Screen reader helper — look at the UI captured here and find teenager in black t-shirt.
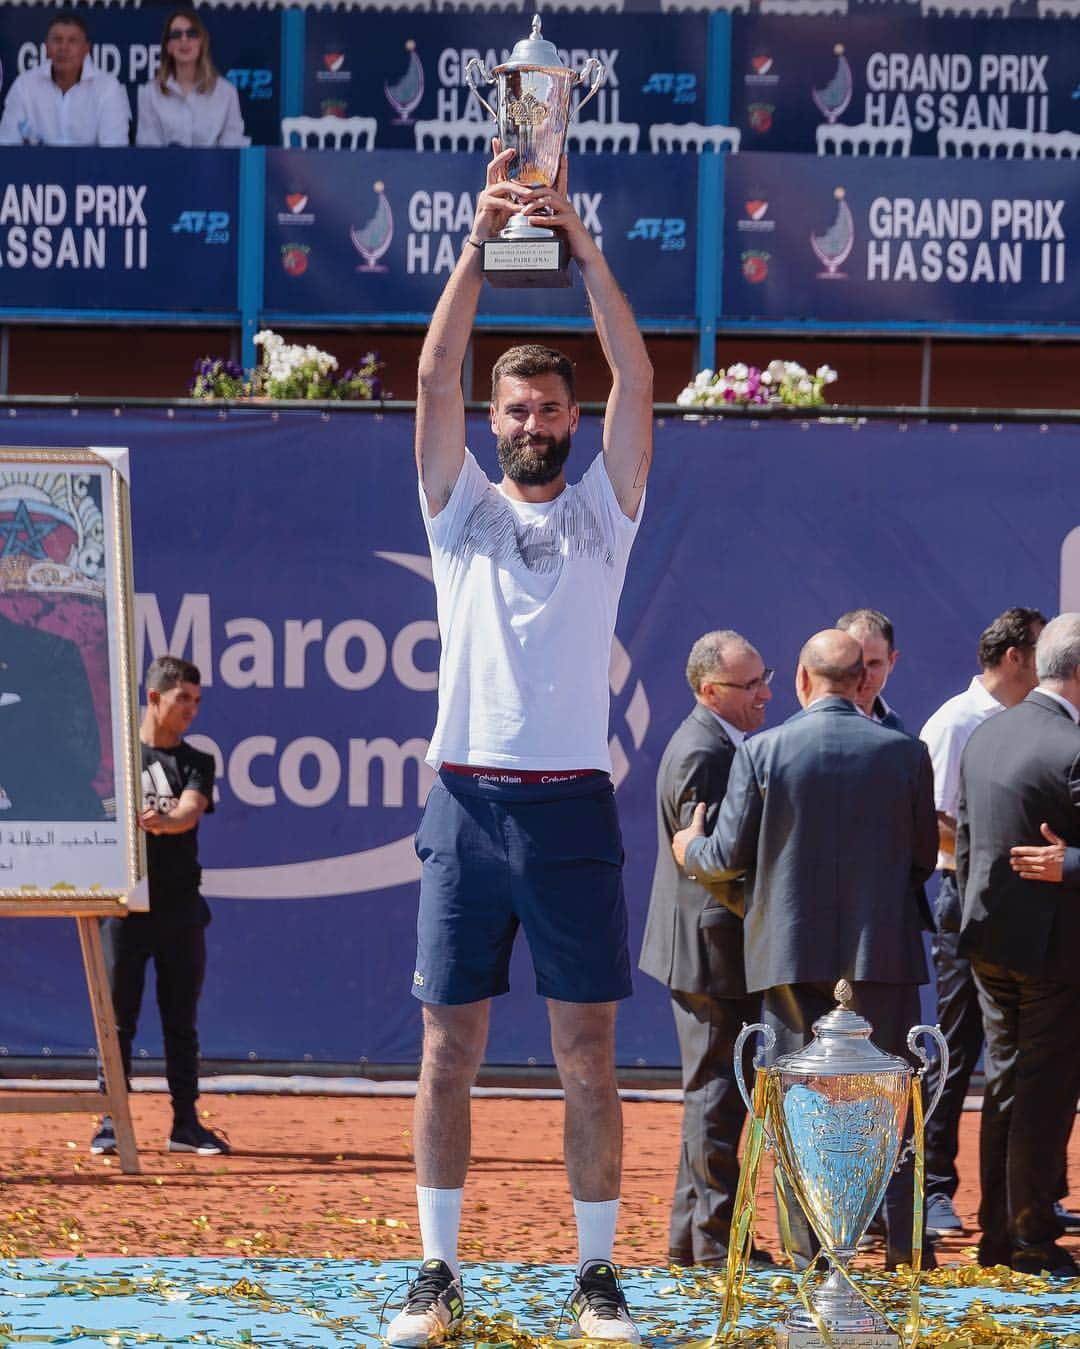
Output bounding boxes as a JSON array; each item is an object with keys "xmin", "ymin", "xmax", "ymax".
[{"xmin": 92, "ymin": 655, "xmax": 229, "ymax": 1157}]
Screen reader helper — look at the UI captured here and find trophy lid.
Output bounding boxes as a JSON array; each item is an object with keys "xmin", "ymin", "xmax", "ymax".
[
  {"xmin": 772, "ymin": 980, "xmax": 912, "ymax": 1077},
  {"xmin": 496, "ymin": 15, "xmax": 567, "ymax": 71}
]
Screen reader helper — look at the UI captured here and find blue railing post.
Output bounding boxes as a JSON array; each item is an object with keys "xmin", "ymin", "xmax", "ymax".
[
  {"xmin": 281, "ymin": 7, "xmax": 305, "ymax": 119},
  {"xmin": 706, "ymin": 11, "xmax": 732, "ymax": 125},
  {"xmin": 695, "ymin": 153, "xmax": 723, "ymax": 375},
  {"xmin": 238, "ymin": 147, "xmax": 267, "ymax": 371}
]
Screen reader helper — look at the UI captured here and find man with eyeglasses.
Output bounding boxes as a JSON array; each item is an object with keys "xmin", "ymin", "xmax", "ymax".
[
  {"xmin": 0, "ymin": 11, "xmax": 130, "ymax": 147},
  {"xmin": 640, "ymin": 631, "xmax": 773, "ymax": 1269},
  {"xmin": 672, "ymin": 629, "xmax": 938, "ymax": 1271}
]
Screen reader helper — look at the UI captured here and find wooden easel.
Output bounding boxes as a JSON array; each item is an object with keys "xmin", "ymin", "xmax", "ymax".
[{"xmin": 0, "ymin": 898, "xmax": 140, "ymax": 1175}]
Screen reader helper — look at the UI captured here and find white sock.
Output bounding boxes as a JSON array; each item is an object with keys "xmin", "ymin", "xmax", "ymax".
[
  {"xmin": 416, "ymin": 1186, "xmax": 464, "ymax": 1277},
  {"xmin": 574, "ymin": 1197, "xmax": 620, "ymax": 1269}
]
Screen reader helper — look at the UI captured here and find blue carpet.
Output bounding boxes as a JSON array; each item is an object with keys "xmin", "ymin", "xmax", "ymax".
[{"xmin": 1, "ymin": 1259, "xmax": 1079, "ymax": 1346}]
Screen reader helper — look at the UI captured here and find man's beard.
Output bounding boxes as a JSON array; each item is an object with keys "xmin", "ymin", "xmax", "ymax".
[{"xmin": 496, "ymin": 431, "xmax": 572, "ymax": 486}]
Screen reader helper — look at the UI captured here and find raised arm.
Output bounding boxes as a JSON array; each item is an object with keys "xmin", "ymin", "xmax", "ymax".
[
  {"xmin": 416, "ymin": 144, "xmax": 525, "ymax": 516},
  {"xmin": 537, "ymin": 158, "xmax": 653, "ymax": 519}
]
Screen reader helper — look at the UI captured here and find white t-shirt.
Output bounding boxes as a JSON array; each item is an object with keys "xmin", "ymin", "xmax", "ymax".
[
  {"xmin": 136, "ymin": 76, "xmax": 249, "ymax": 148},
  {"xmin": 919, "ymin": 674, "xmax": 1003, "ymax": 868},
  {"xmin": 422, "ymin": 449, "xmax": 642, "ymax": 772},
  {"xmin": 0, "ymin": 59, "xmax": 130, "ymax": 147}
]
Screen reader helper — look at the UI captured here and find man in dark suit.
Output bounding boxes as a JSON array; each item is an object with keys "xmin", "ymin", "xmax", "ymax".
[
  {"xmin": 0, "ymin": 609, "xmax": 103, "ymax": 820},
  {"xmin": 673, "ymin": 629, "xmax": 938, "ymax": 1268},
  {"xmin": 956, "ymin": 612, "xmax": 1080, "ymax": 1277},
  {"xmin": 640, "ymin": 630, "xmax": 773, "ymax": 1267},
  {"xmin": 837, "ymin": 608, "xmax": 904, "ymax": 731}
]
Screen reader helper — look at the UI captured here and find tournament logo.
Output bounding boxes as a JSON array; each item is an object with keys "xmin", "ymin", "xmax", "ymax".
[
  {"xmin": 351, "ymin": 181, "xmax": 394, "ymax": 273},
  {"xmin": 745, "ymin": 53, "xmax": 778, "ymax": 89},
  {"xmin": 317, "ymin": 50, "xmax": 351, "ymax": 84},
  {"xmin": 752, "ymin": 56, "xmax": 773, "ymax": 76},
  {"xmin": 741, "ymin": 250, "xmax": 770, "ymax": 284},
  {"xmin": 812, "ymin": 44, "xmax": 853, "ymax": 124},
  {"xmin": 277, "ymin": 193, "xmax": 315, "ymax": 227},
  {"xmin": 737, "ymin": 199, "xmax": 774, "ymax": 235},
  {"xmin": 748, "ymin": 103, "xmax": 775, "ymax": 134},
  {"xmin": 324, "ymin": 53, "xmax": 345, "ymax": 73},
  {"xmin": 321, "ymin": 100, "xmax": 347, "ymax": 119},
  {"xmin": 385, "ymin": 40, "xmax": 424, "ymax": 125},
  {"xmin": 810, "ymin": 187, "xmax": 854, "ymax": 280},
  {"xmin": 282, "ymin": 243, "xmax": 310, "ymax": 277}
]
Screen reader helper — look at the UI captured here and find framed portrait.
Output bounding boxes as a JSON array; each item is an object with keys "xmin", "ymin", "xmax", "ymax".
[{"xmin": 0, "ymin": 447, "xmax": 144, "ymax": 906}]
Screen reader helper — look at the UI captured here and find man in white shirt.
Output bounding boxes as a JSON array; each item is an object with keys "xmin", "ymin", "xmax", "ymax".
[
  {"xmin": 387, "ymin": 144, "xmax": 652, "ymax": 1348},
  {"xmin": 0, "ymin": 12, "xmax": 130, "ymax": 147},
  {"xmin": 918, "ymin": 606, "xmax": 1046, "ymax": 1239}
]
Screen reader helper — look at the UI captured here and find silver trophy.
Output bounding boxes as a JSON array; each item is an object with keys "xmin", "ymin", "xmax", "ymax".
[
  {"xmin": 465, "ymin": 16, "xmax": 605, "ymax": 287},
  {"xmin": 734, "ymin": 981, "xmax": 948, "ymax": 1349}
]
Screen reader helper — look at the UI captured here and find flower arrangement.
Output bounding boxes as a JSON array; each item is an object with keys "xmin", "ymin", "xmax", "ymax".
[
  {"xmin": 676, "ymin": 360, "xmax": 837, "ymax": 411},
  {"xmin": 189, "ymin": 331, "xmax": 383, "ymax": 402}
]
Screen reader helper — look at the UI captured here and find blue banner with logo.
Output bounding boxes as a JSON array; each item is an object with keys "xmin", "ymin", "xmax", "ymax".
[
  {"xmin": 302, "ymin": 12, "xmax": 707, "ymax": 148},
  {"xmin": 0, "ymin": 5, "xmax": 280, "ymax": 146},
  {"xmin": 732, "ymin": 15, "xmax": 1078, "ymax": 157},
  {"xmin": 2, "ymin": 407, "xmax": 1080, "ymax": 1066},
  {"xmin": 0, "ymin": 148, "xmax": 237, "ymax": 311},
  {"xmin": 264, "ymin": 149, "xmax": 696, "ymax": 321},
  {"xmin": 722, "ymin": 151, "xmax": 1078, "ymax": 323}
]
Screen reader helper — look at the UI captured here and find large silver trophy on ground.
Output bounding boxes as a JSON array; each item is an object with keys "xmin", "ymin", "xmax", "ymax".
[
  {"xmin": 734, "ymin": 982, "xmax": 948, "ymax": 1349},
  {"xmin": 465, "ymin": 16, "xmax": 604, "ymax": 288}
]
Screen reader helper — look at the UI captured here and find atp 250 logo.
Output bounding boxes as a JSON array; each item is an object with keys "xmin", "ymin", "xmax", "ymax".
[
  {"xmin": 171, "ymin": 211, "xmax": 230, "ymax": 245},
  {"xmin": 226, "ymin": 68, "xmax": 273, "ymax": 100},
  {"xmin": 626, "ymin": 217, "xmax": 686, "ymax": 251}
]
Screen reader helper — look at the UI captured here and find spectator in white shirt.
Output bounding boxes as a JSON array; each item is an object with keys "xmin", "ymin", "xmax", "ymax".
[
  {"xmin": 136, "ymin": 9, "xmax": 249, "ymax": 148},
  {"xmin": 0, "ymin": 10, "xmax": 130, "ymax": 147}
]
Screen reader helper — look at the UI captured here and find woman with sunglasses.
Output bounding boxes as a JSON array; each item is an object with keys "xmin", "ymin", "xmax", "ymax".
[{"xmin": 137, "ymin": 8, "xmax": 248, "ymax": 147}]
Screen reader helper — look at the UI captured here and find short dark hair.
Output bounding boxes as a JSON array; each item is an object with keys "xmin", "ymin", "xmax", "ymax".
[
  {"xmin": 47, "ymin": 10, "xmax": 89, "ymax": 39},
  {"xmin": 836, "ymin": 608, "xmax": 895, "ymax": 652},
  {"xmin": 146, "ymin": 655, "xmax": 202, "ymax": 693},
  {"xmin": 977, "ymin": 607, "xmax": 1047, "ymax": 670},
  {"xmin": 491, "ymin": 344, "xmax": 576, "ymax": 406}
]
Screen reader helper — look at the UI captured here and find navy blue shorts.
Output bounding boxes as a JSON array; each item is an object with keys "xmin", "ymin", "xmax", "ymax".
[{"xmin": 412, "ymin": 769, "xmax": 633, "ymax": 1005}]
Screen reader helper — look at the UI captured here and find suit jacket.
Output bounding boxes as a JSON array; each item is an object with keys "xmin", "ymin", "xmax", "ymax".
[
  {"xmin": 957, "ymin": 689, "xmax": 1080, "ymax": 983},
  {"xmin": 640, "ymin": 703, "xmax": 747, "ymax": 997},
  {"xmin": 684, "ymin": 696, "xmax": 937, "ymax": 994},
  {"xmin": 0, "ymin": 612, "xmax": 103, "ymax": 820}
]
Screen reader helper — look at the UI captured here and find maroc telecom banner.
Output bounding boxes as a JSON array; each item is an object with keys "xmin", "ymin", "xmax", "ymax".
[
  {"xmin": 0, "ymin": 5, "xmax": 281, "ymax": 146},
  {"xmin": 732, "ymin": 15, "xmax": 1077, "ymax": 157},
  {"xmin": 263, "ymin": 149, "xmax": 696, "ymax": 321},
  {"xmin": 723, "ymin": 152, "xmax": 1077, "ymax": 324},
  {"xmin": 0, "ymin": 148, "xmax": 238, "ymax": 311},
  {"xmin": 3, "ymin": 409, "xmax": 1080, "ymax": 1066},
  {"xmin": 302, "ymin": 12, "xmax": 707, "ymax": 147}
]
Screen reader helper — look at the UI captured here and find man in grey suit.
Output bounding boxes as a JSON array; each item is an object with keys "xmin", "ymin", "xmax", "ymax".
[
  {"xmin": 673, "ymin": 629, "xmax": 938, "ymax": 1269},
  {"xmin": 957, "ymin": 613, "xmax": 1080, "ymax": 1277},
  {"xmin": 640, "ymin": 630, "xmax": 773, "ymax": 1267}
]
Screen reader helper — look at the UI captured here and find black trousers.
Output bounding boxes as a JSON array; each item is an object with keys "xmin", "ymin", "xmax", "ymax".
[
  {"xmin": 101, "ymin": 914, "xmax": 207, "ymax": 1116},
  {"xmin": 924, "ymin": 873, "xmax": 985, "ymax": 1199},
  {"xmin": 668, "ymin": 988, "xmax": 761, "ymax": 1265},
  {"xmin": 972, "ymin": 959, "xmax": 1080, "ymax": 1262},
  {"xmin": 763, "ymin": 980, "xmax": 927, "ymax": 1268}
]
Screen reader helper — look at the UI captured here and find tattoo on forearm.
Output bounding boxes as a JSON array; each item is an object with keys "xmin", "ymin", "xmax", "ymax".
[
  {"xmin": 434, "ymin": 344, "xmax": 447, "ymax": 359},
  {"xmin": 632, "ymin": 448, "xmax": 652, "ymax": 488}
]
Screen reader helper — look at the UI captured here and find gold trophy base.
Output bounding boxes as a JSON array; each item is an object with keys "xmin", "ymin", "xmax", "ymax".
[{"xmin": 481, "ymin": 235, "xmax": 571, "ymax": 289}]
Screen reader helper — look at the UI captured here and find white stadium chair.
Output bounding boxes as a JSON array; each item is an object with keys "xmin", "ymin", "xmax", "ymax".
[
  {"xmin": 566, "ymin": 122, "xmax": 640, "ymax": 153},
  {"xmin": 281, "ymin": 116, "xmax": 376, "ymax": 149},
  {"xmin": 1024, "ymin": 130, "xmax": 1080, "ymax": 159},
  {"xmin": 649, "ymin": 122, "xmax": 741, "ymax": 154},
  {"xmin": 922, "ymin": 0, "xmax": 1009, "ymax": 13},
  {"xmin": 660, "ymin": 0, "xmax": 751, "ymax": 10},
  {"xmin": 760, "ymin": 0, "xmax": 848, "ymax": 13},
  {"xmin": 937, "ymin": 127, "xmax": 1030, "ymax": 158},
  {"xmin": 816, "ymin": 122, "xmax": 911, "ymax": 156},
  {"xmin": 413, "ymin": 119, "xmax": 492, "ymax": 152}
]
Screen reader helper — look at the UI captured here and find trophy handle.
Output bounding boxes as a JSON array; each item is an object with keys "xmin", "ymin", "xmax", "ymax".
[
  {"xmin": 733, "ymin": 1021, "xmax": 774, "ymax": 1117},
  {"xmin": 571, "ymin": 57, "xmax": 606, "ymax": 119},
  {"xmin": 464, "ymin": 58, "xmax": 498, "ymax": 122},
  {"xmin": 906, "ymin": 1023, "xmax": 950, "ymax": 1125}
]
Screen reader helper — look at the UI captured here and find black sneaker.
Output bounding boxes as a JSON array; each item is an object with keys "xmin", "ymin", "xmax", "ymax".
[
  {"xmin": 167, "ymin": 1120, "xmax": 231, "ymax": 1155},
  {"xmin": 569, "ymin": 1260, "xmax": 641, "ymax": 1344},
  {"xmin": 90, "ymin": 1116, "xmax": 117, "ymax": 1155},
  {"xmin": 385, "ymin": 1259, "xmax": 464, "ymax": 1347}
]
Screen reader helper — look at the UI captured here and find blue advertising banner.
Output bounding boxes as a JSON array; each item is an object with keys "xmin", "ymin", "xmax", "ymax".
[
  {"xmin": 722, "ymin": 152, "xmax": 1077, "ymax": 324},
  {"xmin": 731, "ymin": 15, "xmax": 1078, "ymax": 157},
  {"xmin": 302, "ymin": 12, "xmax": 707, "ymax": 149},
  {"xmin": 0, "ymin": 148, "xmax": 238, "ymax": 312},
  {"xmin": 2, "ymin": 408, "xmax": 1080, "ymax": 1067},
  {"xmin": 263, "ymin": 149, "xmax": 697, "ymax": 322},
  {"xmin": 0, "ymin": 5, "xmax": 281, "ymax": 146}
]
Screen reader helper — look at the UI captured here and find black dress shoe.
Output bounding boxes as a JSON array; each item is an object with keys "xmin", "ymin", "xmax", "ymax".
[
  {"xmin": 1011, "ymin": 1244, "xmax": 1080, "ymax": 1277},
  {"xmin": 1054, "ymin": 1202, "xmax": 1080, "ymax": 1233}
]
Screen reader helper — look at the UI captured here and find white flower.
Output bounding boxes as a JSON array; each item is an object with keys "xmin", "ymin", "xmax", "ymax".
[
  {"xmin": 797, "ymin": 379, "xmax": 813, "ymax": 395},
  {"xmin": 676, "ymin": 388, "xmax": 697, "ymax": 407},
  {"xmin": 728, "ymin": 363, "xmax": 749, "ymax": 381},
  {"xmin": 733, "ymin": 380, "xmax": 750, "ymax": 399},
  {"xmin": 693, "ymin": 368, "xmax": 715, "ymax": 390},
  {"xmin": 760, "ymin": 371, "xmax": 773, "ymax": 385},
  {"xmin": 817, "ymin": 365, "xmax": 838, "ymax": 384}
]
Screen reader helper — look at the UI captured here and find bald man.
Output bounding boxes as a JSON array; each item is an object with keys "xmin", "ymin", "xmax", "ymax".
[{"xmin": 673, "ymin": 630, "xmax": 938, "ymax": 1270}]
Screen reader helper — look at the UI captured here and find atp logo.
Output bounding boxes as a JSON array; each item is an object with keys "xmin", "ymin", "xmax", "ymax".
[
  {"xmin": 171, "ymin": 210, "xmax": 230, "ymax": 244},
  {"xmin": 640, "ymin": 72, "xmax": 697, "ymax": 105},
  {"xmin": 626, "ymin": 217, "xmax": 687, "ymax": 251},
  {"xmin": 226, "ymin": 68, "xmax": 272, "ymax": 99}
]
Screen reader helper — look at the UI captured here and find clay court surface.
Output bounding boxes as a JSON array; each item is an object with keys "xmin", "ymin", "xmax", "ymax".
[{"xmin": 2, "ymin": 1089, "xmax": 1078, "ymax": 1268}]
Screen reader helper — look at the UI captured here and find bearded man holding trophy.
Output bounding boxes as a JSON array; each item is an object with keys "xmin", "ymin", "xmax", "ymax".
[{"xmin": 385, "ymin": 18, "xmax": 654, "ymax": 1349}]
